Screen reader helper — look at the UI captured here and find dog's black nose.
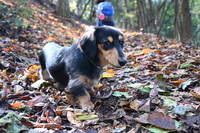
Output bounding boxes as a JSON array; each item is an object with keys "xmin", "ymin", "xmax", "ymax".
[{"xmin": 118, "ymin": 58, "xmax": 127, "ymax": 66}]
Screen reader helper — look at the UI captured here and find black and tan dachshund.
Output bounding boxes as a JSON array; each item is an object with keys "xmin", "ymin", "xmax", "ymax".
[{"xmin": 38, "ymin": 26, "xmax": 127, "ymax": 110}]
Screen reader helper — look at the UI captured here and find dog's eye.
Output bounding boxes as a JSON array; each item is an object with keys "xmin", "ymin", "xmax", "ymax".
[{"xmin": 102, "ymin": 40, "xmax": 113, "ymax": 50}]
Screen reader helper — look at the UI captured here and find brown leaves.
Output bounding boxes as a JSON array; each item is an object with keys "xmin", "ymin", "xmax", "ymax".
[
  {"xmin": 27, "ymin": 95, "xmax": 48, "ymax": 107},
  {"xmin": 185, "ymin": 114, "xmax": 200, "ymax": 128},
  {"xmin": 102, "ymin": 69, "xmax": 117, "ymax": 78},
  {"xmin": 133, "ymin": 111, "xmax": 180, "ymax": 132},
  {"xmin": 25, "ymin": 65, "xmax": 40, "ymax": 82},
  {"xmin": 10, "ymin": 101, "xmax": 25, "ymax": 109},
  {"xmin": 190, "ymin": 87, "xmax": 200, "ymax": 99},
  {"xmin": 148, "ymin": 112, "xmax": 176, "ymax": 130},
  {"xmin": 46, "ymin": 36, "xmax": 60, "ymax": 42},
  {"xmin": 33, "ymin": 123, "xmax": 63, "ymax": 130},
  {"xmin": 1, "ymin": 0, "xmax": 200, "ymax": 132},
  {"xmin": 171, "ymin": 79, "xmax": 185, "ymax": 87},
  {"xmin": 67, "ymin": 111, "xmax": 99, "ymax": 128}
]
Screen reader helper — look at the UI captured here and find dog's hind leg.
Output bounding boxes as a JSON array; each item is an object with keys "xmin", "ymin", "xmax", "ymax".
[
  {"xmin": 38, "ymin": 51, "xmax": 52, "ymax": 80},
  {"xmin": 49, "ymin": 65, "xmax": 69, "ymax": 89}
]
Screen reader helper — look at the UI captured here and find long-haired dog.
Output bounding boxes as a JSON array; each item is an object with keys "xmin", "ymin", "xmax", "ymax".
[{"xmin": 38, "ymin": 26, "xmax": 127, "ymax": 110}]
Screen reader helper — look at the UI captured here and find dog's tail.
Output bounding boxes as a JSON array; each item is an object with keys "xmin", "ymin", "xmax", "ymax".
[{"xmin": 38, "ymin": 51, "xmax": 46, "ymax": 70}]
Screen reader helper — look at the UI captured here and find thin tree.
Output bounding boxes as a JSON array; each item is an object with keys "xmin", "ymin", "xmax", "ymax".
[
  {"xmin": 181, "ymin": 0, "xmax": 192, "ymax": 43},
  {"xmin": 137, "ymin": 0, "xmax": 149, "ymax": 32},
  {"xmin": 56, "ymin": 0, "xmax": 70, "ymax": 17},
  {"xmin": 79, "ymin": 0, "xmax": 91, "ymax": 18},
  {"xmin": 174, "ymin": 0, "xmax": 192, "ymax": 43}
]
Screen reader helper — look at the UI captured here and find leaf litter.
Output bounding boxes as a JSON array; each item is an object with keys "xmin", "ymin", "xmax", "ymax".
[{"xmin": 0, "ymin": 0, "xmax": 200, "ymax": 132}]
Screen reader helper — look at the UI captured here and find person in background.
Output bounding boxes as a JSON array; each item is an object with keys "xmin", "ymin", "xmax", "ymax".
[{"xmin": 93, "ymin": 0, "xmax": 115, "ymax": 26}]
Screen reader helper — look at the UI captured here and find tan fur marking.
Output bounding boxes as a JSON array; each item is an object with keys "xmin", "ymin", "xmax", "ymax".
[
  {"xmin": 98, "ymin": 45, "xmax": 119, "ymax": 66},
  {"xmin": 79, "ymin": 75, "xmax": 93, "ymax": 86},
  {"xmin": 77, "ymin": 91, "xmax": 94, "ymax": 110},
  {"xmin": 99, "ymin": 54, "xmax": 108, "ymax": 66},
  {"xmin": 107, "ymin": 36, "xmax": 113, "ymax": 43}
]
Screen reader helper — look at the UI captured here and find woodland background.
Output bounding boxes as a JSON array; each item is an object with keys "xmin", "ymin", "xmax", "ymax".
[
  {"xmin": 49, "ymin": 0, "xmax": 200, "ymax": 45},
  {"xmin": 0, "ymin": 0, "xmax": 200, "ymax": 133}
]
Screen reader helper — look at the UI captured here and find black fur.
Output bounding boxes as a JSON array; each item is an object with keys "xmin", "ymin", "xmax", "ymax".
[{"xmin": 38, "ymin": 26, "xmax": 127, "ymax": 109}]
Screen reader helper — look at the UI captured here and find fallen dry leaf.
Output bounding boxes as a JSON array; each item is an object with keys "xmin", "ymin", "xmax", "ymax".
[
  {"xmin": 133, "ymin": 113, "xmax": 149, "ymax": 124},
  {"xmin": 130, "ymin": 99, "xmax": 144, "ymax": 111},
  {"xmin": 27, "ymin": 95, "xmax": 47, "ymax": 107},
  {"xmin": 138, "ymin": 99, "xmax": 150, "ymax": 112},
  {"xmin": 185, "ymin": 114, "xmax": 200, "ymax": 128},
  {"xmin": 148, "ymin": 111, "xmax": 176, "ymax": 130},
  {"xmin": 94, "ymin": 83, "xmax": 104, "ymax": 89},
  {"xmin": 10, "ymin": 101, "xmax": 25, "ymax": 109},
  {"xmin": 171, "ymin": 79, "xmax": 185, "ymax": 87},
  {"xmin": 33, "ymin": 123, "xmax": 63, "ymax": 130},
  {"xmin": 67, "ymin": 112, "xmax": 83, "ymax": 128},
  {"xmin": 98, "ymin": 127, "xmax": 112, "ymax": 133},
  {"xmin": 190, "ymin": 87, "xmax": 200, "ymax": 99},
  {"xmin": 74, "ymin": 113, "xmax": 98, "ymax": 121},
  {"xmin": 102, "ymin": 69, "xmax": 117, "ymax": 78},
  {"xmin": 25, "ymin": 65, "xmax": 40, "ymax": 82}
]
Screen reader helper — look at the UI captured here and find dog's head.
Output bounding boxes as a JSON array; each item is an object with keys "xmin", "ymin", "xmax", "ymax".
[{"xmin": 78, "ymin": 26, "xmax": 127, "ymax": 67}]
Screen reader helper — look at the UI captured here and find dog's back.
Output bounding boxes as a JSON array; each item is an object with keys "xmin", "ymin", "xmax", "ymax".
[
  {"xmin": 41, "ymin": 42, "xmax": 64, "ymax": 67},
  {"xmin": 38, "ymin": 26, "xmax": 127, "ymax": 110},
  {"xmin": 39, "ymin": 42, "xmax": 70, "ymax": 87}
]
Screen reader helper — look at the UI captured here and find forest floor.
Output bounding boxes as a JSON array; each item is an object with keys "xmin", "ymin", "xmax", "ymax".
[{"xmin": 0, "ymin": 0, "xmax": 200, "ymax": 133}]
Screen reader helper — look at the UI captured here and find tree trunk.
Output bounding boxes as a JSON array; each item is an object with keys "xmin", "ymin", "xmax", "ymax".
[
  {"xmin": 148, "ymin": 0, "xmax": 156, "ymax": 33},
  {"xmin": 124, "ymin": 0, "xmax": 128, "ymax": 29},
  {"xmin": 89, "ymin": 0, "xmax": 95, "ymax": 21},
  {"xmin": 137, "ymin": 0, "xmax": 149, "ymax": 32},
  {"xmin": 174, "ymin": 0, "xmax": 181, "ymax": 40},
  {"xmin": 180, "ymin": 0, "xmax": 192, "ymax": 43},
  {"xmin": 174, "ymin": 0, "xmax": 192, "ymax": 43},
  {"xmin": 56, "ymin": 0, "xmax": 70, "ymax": 17},
  {"xmin": 79, "ymin": 0, "xmax": 91, "ymax": 18},
  {"xmin": 157, "ymin": 1, "xmax": 170, "ymax": 35}
]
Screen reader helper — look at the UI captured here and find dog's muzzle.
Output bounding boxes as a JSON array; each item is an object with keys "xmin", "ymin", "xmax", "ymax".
[
  {"xmin": 118, "ymin": 57, "xmax": 127, "ymax": 66},
  {"xmin": 117, "ymin": 47, "xmax": 127, "ymax": 66}
]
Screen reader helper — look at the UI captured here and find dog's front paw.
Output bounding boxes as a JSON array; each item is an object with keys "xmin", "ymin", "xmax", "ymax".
[
  {"xmin": 80, "ymin": 101, "xmax": 94, "ymax": 111},
  {"xmin": 78, "ymin": 95, "xmax": 94, "ymax": 111}
]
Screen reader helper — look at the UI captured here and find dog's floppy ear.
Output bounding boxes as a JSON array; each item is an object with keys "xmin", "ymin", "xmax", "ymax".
[{"xmin": 78, "ymin": 26, "xmax": 97, "ymax": 60}]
